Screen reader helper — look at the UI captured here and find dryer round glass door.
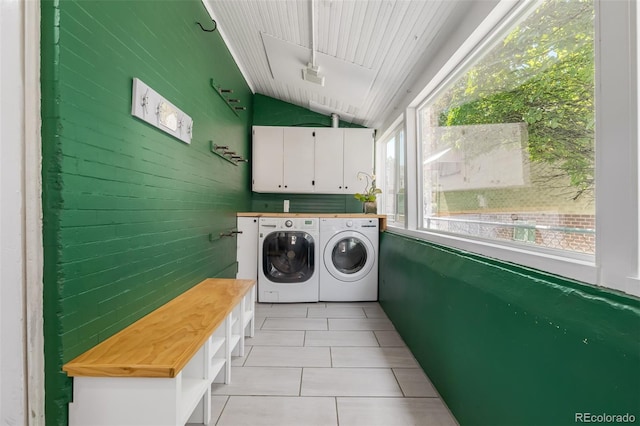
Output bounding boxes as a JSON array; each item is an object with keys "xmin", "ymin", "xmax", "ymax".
[
  {"xmin": 262, "ymin": 231, "xmax": 315, "ymax": 283},
  {"xmin": 324, "ymin": 231, "xmax": 375, "ymax": 282}
]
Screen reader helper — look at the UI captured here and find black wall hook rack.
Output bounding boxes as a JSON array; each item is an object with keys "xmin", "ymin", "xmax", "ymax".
[
  {"xmin": 210, "ymin": 141, "xmax": 248, "ymax": 165},
  {"xmin": 196, "ymin": 19, "xmax": 217, "ymax": 32},
  {"xmin": 210, "ymin": 79, "xmax": 245, "ymax": 118},
  {"xmin": 219, "ymin": 230, "xmax": 243, "ymax": 238}
]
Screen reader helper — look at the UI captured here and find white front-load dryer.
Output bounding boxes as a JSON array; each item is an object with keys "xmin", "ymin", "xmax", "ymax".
[
  {"xmin": 319, "ymin": 218, "xmax": 379, "ymax": 301},
  {"xmin": 258, "ymin": 217, "xmax": 320, "ymax": 303}
]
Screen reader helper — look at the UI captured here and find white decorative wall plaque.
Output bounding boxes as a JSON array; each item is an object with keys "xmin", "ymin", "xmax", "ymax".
[{"xmin": 131, "ymin": 78, "xmax": 193, "ymax": 144}]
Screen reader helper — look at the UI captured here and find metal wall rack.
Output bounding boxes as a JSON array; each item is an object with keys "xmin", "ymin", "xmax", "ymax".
[
  {"xmin": 210, "ymin": 141, "xmax": 248, "ymax": 165},
  {"xmin": 210, "ymin": 79, "xmax": 247, "ymax": 117}
]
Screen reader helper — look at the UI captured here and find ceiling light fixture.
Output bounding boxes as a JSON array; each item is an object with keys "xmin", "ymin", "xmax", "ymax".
[{"xmin": 302, "ymin": 0, "xmax": 325, "ymax": 86}]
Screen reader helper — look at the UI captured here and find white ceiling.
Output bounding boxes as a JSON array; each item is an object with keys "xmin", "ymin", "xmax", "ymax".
[{"xmin": 202, "ymin": 0, "xmax": 472, "ymax": 129}]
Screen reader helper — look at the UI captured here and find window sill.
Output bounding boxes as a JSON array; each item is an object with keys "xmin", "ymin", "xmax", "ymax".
[{"xmin": 386, "ymin": 226, "xmax": 598, "ymax": 286}]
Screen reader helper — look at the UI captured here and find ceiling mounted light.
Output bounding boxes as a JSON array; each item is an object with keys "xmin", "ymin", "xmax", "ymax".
[
  {"xmin": 302, "ymin": 62, "xmax": 325, "ymax": 86},
  {"xmin": 302, "ymin": 0, "xmax": 325, "ymax": 86}
]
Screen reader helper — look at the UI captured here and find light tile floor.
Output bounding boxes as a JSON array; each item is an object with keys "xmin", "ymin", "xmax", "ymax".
[{"xmin": 206, "ymin": 302, "xmax": 458, "ymax": 426}]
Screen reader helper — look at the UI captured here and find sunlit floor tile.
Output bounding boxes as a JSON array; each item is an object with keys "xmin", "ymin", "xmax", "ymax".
[
  {"xmin": 211, "ymin": 367, "xmax": 301, "ymax": 396},
  {"xmin": 245, "ymin": 346, "xmax": 331, "ymax": 367},
  {"xmin": 329, "ymin": 318, "xmax": 395, "ymax": 331},
  {"xmin": 246, "ymin": 330, "xmax": 305, "ymax": 346},
  {"xmin": 331, "ymin": 346, "xmax": 419, "ymax": 368},
  {"xmin": 255, "ymin": 305, "xmax": 309, "ymax": 318},
  {"xmin": 301, "ymin": 367, "xmax": 403, "ymax": 397},
  {"xmin": 217, "ymin": 396, "xmax": 337, "ymax": 426},
  {"xmin": 207, "ymin": 302, "xmax": 457, "ymax": 425},
  {"xmin": 262, "ymin": 318, "xmax": 328, "ymax": 330},
  {"xmin": 305, "ymin": 330, "xmax": 380, "ymax": 347},
  {"xmin": 324, "ymin": 302, "xmax": 381, "ymax": 308},
  {"xmin": 393, "ymin": 368, "xmax": 439, "ymax": 397},
  {"xmin": 374, "ymin": 330, "xmax": 407, "ymax": 347},
  {"xmin": 337, "ymin": 397, "xmax": 458, "ymax": 426},
  {"xmin": 363, "ymin": 305, "xmax": 388, "ymax": 318},
  {"xmin": 307, "ymin": 306, "xmax": 367, "ymax": 318}
]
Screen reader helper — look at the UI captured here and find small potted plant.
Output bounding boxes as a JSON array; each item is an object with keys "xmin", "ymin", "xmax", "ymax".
[{"xmin": 354, "ymin": 172, "xmax": 381, "ymax": 214}]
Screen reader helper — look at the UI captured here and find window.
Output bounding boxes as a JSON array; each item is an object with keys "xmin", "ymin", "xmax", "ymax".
[
  {"xmin": 418, "ymin": 0, "xmax": 595, "ymax": 256},
  {"xmin": 377, "ymin": 0, "xmax": 638, "ymax": 295},
  {"xmin": 377, "ymin": 123, "xmax": 405, "ymax": 225}
]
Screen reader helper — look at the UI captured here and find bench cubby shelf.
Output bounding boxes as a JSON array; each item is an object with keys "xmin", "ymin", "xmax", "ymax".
[{"xmin": 63, "ymin": 278, "xmax": 256, "ymax": 426}]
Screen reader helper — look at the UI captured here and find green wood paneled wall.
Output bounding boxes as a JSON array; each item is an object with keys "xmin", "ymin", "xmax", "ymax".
[
  {"xmin": 40, "ymin": 1, "xmax": 252, "ymax": 424},
  {"xmin": 252, "ymin": 93, "xmax": 364, "ymax": 128},
  {"xmin": 251, "ymin": 94, "xmax": 367, "ymax": 213},
  {"xmin": 379, "ymin": 232, "xmax": 640, "ymax": 426}
]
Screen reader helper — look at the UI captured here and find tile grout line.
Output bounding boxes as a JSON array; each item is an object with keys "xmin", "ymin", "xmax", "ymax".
[
  {"xmin": 298, "ymin": 367, "xmax": 304, "ymax": 397},
  {"xmin": 390, "ymin": 367, "xmax": 407, "ymax": 398},
  {"xmin": 373, "ymin": 330, "xmax": 382, "ymax": 347},
  {"xmin": 329, "ymin": 346, "xmax": 333, "ymax": 368},
  {"xmin": 212, "ymin": 395, "xmax": 230, "ymax": 426},
  {"xmin": 240, "ymin": 346, "xmax": 251, "ymax": 367}
]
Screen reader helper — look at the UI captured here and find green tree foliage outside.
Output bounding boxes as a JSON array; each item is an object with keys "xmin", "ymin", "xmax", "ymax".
[{"xmin": 437, "ymin": 0, "xmax": 594, "ymax": 200}]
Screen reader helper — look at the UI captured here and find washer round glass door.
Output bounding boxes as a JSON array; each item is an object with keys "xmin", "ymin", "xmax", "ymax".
[
  {"xmin": 324, "ymin": 231, "xmax": 374, "ymax": 282},
  {"xmin": 262, "ymin": 231, "xmax": 315, "ymax": 283}
]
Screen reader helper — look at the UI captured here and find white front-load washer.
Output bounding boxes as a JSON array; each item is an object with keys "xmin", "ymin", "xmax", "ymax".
[
  {"xmin": 258, "ymin": 217, "xmax": 319, "ymax": 303},
  {"xmin": 319, "ymin": 218, "xmax": 379, "ymax": 301}
]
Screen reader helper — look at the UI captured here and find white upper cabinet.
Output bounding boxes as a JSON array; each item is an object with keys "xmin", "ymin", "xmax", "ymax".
[
  {"xmin": 343, "ymin": 128, "xmax": 375, "ymax": 193},
  {"xmin": 252, "ymin": 126, "xmax": 284, "ymax": 192},
  {"xmin": 283, "ymin": 127, "xmax": 315, "ymax": 192},
  {"xmin": 314, "ymin": 128, "xmax": 344, "ymax": 193},
  {"xmin": 252, "ymin": 126, "xmax": 374, "ymax": 194}
]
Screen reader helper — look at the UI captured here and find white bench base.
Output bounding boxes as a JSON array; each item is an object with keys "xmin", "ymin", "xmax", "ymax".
[{"xmin": 68, "ymin": 285, "xmax": 255, "ymax": 426}]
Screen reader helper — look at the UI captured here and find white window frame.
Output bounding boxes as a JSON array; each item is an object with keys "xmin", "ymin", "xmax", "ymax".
[
  {"xmin": 376, "ymin": 116, "xmax": 406, "ymax": 227},
  {"xmin": 383, "ymin": 0, "xmax": 639, "ymax": 297}
]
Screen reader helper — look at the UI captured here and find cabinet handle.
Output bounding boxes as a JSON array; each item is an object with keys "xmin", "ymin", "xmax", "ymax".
[
  {"xmin": 339, "ymin": 186, "xmax": 342, "ymax": 189},
  {"xmin": 312, "ymin": 180, "xmax": 315, "ymax": 185},
  {"xmin": 284, "ymin": 185, "xmax": 288, "ymax": 188},
  {"xmin": 278, "ymin": 185, "xmax": 281, "ymax": 188},
  {"xmin": 345, "ymin": 186, "xmax": 348, "ymax": 189}
]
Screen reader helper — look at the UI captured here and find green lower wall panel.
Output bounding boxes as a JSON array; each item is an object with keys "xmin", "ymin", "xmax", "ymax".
[
  {"xmin": 40, "ymin": 1, "xmax": 252, "ymax": 424},
  {"xmin": 378, "ymin": 232, "xmax": 640, "ymax": 426}
]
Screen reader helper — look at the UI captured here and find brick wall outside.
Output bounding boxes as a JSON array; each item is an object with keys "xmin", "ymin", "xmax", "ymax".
[{"xmin": 432, "ymin": 212, "xmax": 595, "ymax": 254}]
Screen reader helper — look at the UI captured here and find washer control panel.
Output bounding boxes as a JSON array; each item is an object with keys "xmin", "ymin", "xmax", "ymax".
[{"xmin": 259, "ymin": 217, "xmax": 319, "ymax": 231}]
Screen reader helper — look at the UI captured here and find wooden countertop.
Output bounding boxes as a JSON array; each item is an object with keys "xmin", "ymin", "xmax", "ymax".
[
  {"xmin": 63, "ymin": 278, "xmax": 255, "ymax": 378},
  {"xmin": 237, "ymin": 212, "xmax": 387, "ymax": 231}
]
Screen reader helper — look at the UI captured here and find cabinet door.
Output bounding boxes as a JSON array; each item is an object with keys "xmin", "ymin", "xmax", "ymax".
[
  {"xmin": 343, "ymin": 129, "xmax": 375, "ymax": 193},
  {"xmin": 314, "ymin": 128, "xmax": 344, "ymax": 193},
  {"xmin": 236, "ymin": 217, "xmax": 259, "ymax": 281},
  {"xmin": 252, "ymin": 126, "xmax": 284, "ymax": 192},
  {"xmin": 283, "ymin": 127, "xmax": 315, "ymax": 192}
]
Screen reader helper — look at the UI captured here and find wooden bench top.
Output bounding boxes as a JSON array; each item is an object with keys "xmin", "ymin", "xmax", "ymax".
[{"xmin": 63, "ymin": 278, "xmax": 255, "ymax": 378}]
